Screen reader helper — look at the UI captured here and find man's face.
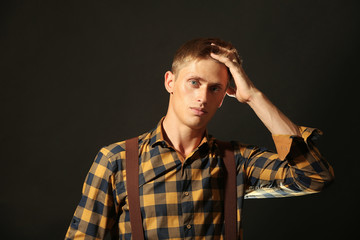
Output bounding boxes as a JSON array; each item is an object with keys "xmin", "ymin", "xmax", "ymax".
[{"xmin": 166, "ymin": 58, "xmax": 229, "ymax": 130}]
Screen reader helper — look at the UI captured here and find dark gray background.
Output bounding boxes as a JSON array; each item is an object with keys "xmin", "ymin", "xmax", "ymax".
[{"xmin": 1, "ymin": 0, "xmax": 358, "ymax": 239}]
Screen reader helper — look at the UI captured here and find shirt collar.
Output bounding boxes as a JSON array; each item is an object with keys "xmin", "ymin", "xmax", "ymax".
[{"xmin": 149, "ymin": 117, "xmax": 214, "ymax": 150}]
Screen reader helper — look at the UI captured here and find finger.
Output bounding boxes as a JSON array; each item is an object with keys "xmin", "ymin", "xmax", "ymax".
[
  {"xmin": 211, "ymin": 43, "xmax": 242, "ymax": 64},
  {"xmin": 211, "ymin": 49, "xmax": 240, "ymax": 65},
  {"xmin": 210, "ymin": 44, "xmax": 233, "ymax": 58},
  {"xmin": 210, "ymin": 52, "xmax": 238, "ymax": 68},
  {"xmin": 210, "ymin": 43, "xmax": 238, "ymax": 56},
  {"xmin": 211, "ymin": 43, "xmax": 232, "ymax": 52}
]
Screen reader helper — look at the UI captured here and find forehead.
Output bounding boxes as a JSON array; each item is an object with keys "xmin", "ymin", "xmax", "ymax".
[{"xmin": 176, "ymin": 58, "xmax": 229, "ymax": 84}]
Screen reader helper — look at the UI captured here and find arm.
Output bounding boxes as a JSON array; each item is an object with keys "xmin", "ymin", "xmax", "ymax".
[
  {"xmin": 65, "ymin": 148, "xmax": 118, "ymax": 239},
  {"xmin": 210, "ymin": 45, "xmax": 334, "ymax": 196},
  {"xmin": 235, "ymin": 127, "xmax": 334, "ymax": 198},
  {"xmin": 210, "ymin": 45, "xmax": 300, "ymax": 136}
]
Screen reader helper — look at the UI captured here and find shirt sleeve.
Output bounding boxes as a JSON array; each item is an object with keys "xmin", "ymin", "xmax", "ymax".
[
  {"xmin": 237, "ymin": 126, "xmax": 334, "ymax": 199},
  {"xmin": 65, "ymin": 148, "xmax": 118, "ymax": 239}
]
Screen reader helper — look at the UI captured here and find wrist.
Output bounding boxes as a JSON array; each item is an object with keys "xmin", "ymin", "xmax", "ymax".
[{"xmin": 246, "ymin": 87, "xmax": 262, "ymax": 105}]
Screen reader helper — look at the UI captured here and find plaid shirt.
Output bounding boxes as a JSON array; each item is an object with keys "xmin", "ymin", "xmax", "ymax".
[{"xmin": 65, "ymin": 118, "xmax": 334, "ymax": 239}]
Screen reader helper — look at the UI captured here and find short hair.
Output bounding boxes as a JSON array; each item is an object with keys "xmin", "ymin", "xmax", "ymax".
[{"xmin": 171, "ymin": 38, "xmax": 235, "ymax": 76}]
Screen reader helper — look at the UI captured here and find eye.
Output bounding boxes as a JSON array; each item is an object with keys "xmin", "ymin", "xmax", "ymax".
[
  {"xmin": 189, "ymin": 79, "xmax": 199, "ymax": 87},
  {"xmin": 210, "ymin": 85, "xmax": 222, "ymax": 93},
  {"xmin": 210, "ymin": 86, "xmax": 219, "ymax": 92}
]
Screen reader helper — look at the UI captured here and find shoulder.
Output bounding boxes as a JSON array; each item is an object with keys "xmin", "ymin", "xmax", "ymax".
[{"xmin": 98, "ymin": 130, "xmax": 152, "ymax": 161}]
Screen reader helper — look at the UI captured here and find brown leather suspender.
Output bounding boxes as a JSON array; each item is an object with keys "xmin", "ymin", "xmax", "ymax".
[
  {"xmin": 125, "ymin": 137, "xmax": 145, "ymax": 240},
  {"xmin": 217, "ymin": 140, "xmax": 237, "ymax": 240},
  {"xmin": 125, "ymin": 138, "xmax": 236, "ymax": 239}
]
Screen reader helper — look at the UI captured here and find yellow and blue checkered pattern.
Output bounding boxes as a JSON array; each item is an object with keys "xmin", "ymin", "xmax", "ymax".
[{"xmin": 65, "ymin": 119, "xmax": 334, "ymax": 239}]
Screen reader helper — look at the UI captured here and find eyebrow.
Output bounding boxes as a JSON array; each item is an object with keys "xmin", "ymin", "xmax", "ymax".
[{"xmin": 186, "ymin": 75, "xmax": 203, "ymax": 81}]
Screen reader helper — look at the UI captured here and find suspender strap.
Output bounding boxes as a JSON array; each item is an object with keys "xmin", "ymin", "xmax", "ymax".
[
  {"xmin": 125, "ymin": 137, "xmax": 145, "ymax": 240},
  {"xmin": 218, "ymin": 140, "xmax": 237, "ymax": 239}
]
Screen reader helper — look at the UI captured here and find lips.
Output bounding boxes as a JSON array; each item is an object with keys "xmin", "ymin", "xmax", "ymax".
[{"xmin": 190, "ymin": 107, "xmax": 208, "ymax": 116}]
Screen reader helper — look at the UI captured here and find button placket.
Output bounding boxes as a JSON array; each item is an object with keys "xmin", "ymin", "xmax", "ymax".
[{"xmin": 180, "ymin": 165, "xmax": 194, "ymax": 237}]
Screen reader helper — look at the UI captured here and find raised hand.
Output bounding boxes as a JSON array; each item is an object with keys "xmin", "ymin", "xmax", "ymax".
[{"xmin": 210, "ymin": 43, "xmax": 256, "ymax": 103}]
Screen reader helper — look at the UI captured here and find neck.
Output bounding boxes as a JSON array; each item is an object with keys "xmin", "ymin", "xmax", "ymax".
[{"xmin": 162, "ymin": 115, "xmax": 206, "ymax": 158}]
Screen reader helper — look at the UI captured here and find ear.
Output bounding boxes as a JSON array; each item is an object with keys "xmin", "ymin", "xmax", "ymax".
[
  {"xmin": 164, "ymin": 71, "xmax": 175, "ymax": 94},
  {"xmin": 218, "ymin": 92, "xmax": 227, "ymax": 108}
]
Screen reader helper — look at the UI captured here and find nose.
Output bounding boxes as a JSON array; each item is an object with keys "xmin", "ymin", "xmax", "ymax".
[{"xmin": 196, "ymin": 87, "xmax": 208, "ymax": 105}]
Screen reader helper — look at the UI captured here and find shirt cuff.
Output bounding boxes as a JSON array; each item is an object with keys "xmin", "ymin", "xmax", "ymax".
[{"xmin": 272, "ymin": 126, "xmax": 322, "ymax": 160}]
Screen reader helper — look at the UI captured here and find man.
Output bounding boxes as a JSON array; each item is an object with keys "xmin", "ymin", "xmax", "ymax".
[{"xmin": 65, "ymin": 38, "xmax": 334, "ymax": 239}]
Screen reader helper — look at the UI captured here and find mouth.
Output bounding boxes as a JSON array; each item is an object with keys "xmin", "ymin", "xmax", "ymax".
[{"xmin": 190, "ymin": 107, "xmax": 208, "ymax": 116}]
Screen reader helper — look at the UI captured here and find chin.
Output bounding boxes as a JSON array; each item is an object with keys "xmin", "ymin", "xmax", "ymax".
[{"xmin": 185, "ymin": 116, "xmax": 210, "ymax": 130}]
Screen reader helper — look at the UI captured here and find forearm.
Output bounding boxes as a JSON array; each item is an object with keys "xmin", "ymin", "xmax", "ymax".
[
  {"xmin": 247, "ymin": 88, "xmax": 300, "ymax": 136},
  {"xmin": 209, "ymin": 45, "xmax": 300, "ymax": 136},
  {"xmin": 241, "ymin": 129, "xmax": 334, "ymax": 198}
]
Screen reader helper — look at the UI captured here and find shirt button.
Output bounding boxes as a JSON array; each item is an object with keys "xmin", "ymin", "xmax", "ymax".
[
  {"xmin": 184, "ymin": 192, "xmax": 189, "ymax": 196},
  {"xmin": 186, "ymin": 224, "xmax": 192, "ymax": 229}
]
